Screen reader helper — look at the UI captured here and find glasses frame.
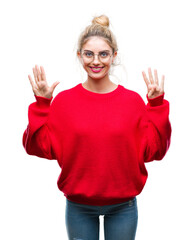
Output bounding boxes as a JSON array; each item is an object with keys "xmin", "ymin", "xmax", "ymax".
[{"xmin": 81, "ymin": 50, "xmax": 113, "ymax": 63}]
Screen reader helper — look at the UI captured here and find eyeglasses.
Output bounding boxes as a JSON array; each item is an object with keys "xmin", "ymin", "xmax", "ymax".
[{"xmin": 81, "ymin": 50, "xmax": 113, "ymax": 63}]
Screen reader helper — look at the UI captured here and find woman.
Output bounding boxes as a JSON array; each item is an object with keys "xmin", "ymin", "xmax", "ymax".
[{"xmin": 23, "ymin": 15, "xmax": 171, "ymax": 240}]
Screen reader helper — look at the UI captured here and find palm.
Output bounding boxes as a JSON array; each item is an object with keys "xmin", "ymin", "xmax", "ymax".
[
  {"xmin": 33, "ymin": 79, "xmax": 51, "ymax": 98},
  {"xmin": 28, "ymin": 65, "xmax": 59, "ymax": 99},
  {"xmin": 142, "ymin": 68, "xmax": 164, "ymax": 99}
]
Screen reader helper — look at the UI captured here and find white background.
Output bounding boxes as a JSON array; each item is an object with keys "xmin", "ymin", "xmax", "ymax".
[{"xmin": 0, "ymin": 0, "xmax": 193, "ymax": 239}]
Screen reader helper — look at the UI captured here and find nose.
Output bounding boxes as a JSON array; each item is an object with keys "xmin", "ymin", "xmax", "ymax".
[{"xmin": 92, "ymin": 54, "xmax": 100, "ymax": 64}]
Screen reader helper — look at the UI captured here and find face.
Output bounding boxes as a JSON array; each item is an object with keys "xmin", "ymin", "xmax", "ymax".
[{"xmin": 77, "ymin": 36, "xmax": 117, "ymax": 81}]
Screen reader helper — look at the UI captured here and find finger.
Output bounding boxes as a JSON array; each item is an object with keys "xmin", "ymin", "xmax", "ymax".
[
  {"xmin": 148, "ymin": 68, "xmax": 154, "ymax": 84},
  {"xmin": 142, "ymin": 71, "xmax": 150, "ymax": 88},
  {"xmin": 28, "ymin": 75, "xmax": 36, "ymax": 92},
  {"xmin": 50, "ymin": 81, "xmax": 60, "ymax": 94},
  {"xmin": 32, "ymin": 67, "xmax": 38, "ymax": 85},
  {"xmin": 160, "ymin": 75, "xmax": 165, "ymax": 92},
  {"xmin": 40, "ymin": 66, "xmax": 47, "ymax": 82},
  {"xmin": 35, "ymin": 65, "xmax": 42, "ymax": 82},
  {"xmin": 154, "ymin": 69, "xmax": 159, "ymax": 85}
]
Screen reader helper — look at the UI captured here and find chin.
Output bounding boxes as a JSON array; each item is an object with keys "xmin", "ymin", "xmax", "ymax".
[{"xmin": 88, "ymin": 73, "xmax": 108, "ymax": 80}]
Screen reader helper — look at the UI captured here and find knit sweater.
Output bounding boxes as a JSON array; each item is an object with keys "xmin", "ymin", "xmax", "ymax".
[{"xmin": 23, "ymin": 83, "xmax": 171, "ymax": 206}]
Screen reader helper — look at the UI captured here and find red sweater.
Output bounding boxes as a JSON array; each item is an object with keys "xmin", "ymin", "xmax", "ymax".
[{"xmin": 23, "ymin": 83, "xmax": 171, "ymax": 206}]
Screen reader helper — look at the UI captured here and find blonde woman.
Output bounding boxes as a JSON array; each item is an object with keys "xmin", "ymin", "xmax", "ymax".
[{"xmin": 23, "ymin": 15, "xmax": 171, "ymax": 240}]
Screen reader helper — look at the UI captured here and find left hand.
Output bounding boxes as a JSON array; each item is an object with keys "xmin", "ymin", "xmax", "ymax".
[{"xmin": 142, "ymin": 68, "xmax": 165, "ymax": 99}]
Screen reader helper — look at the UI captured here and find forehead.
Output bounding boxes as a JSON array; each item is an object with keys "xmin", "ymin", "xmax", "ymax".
[{"xmin": 82, "ymin": 36, "xmax": 111, "ymax": 51}]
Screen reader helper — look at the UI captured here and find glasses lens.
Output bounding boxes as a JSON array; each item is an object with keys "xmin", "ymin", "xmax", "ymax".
[
  {"xmin": 82, "ymin": 51, "xmax": 93, "ymax": 62},
  {"xmin": 99, "ymin": 51, "xmax": 111, "ymax": 62},
  {"xmin": 82, "ymin": 50, "xmax": 111, "ymax": 62}
]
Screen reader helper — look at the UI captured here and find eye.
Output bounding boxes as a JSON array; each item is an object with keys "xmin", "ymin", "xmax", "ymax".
[
  {"xmin": 100, "ymin": 51, "xmax": 109, "ymax": 58},
  {"xmin": 84, "ymin": 51, "xmax": 93, "ymax": 57}
]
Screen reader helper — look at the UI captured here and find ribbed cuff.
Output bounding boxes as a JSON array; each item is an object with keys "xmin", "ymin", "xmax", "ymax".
[
  {"xmin": 35, "ymin": 95, "xmax": 53, "ymax": 107},
  {"xmin": 147, "ymin": 93, "xmax": 164, "ymax": 107}
]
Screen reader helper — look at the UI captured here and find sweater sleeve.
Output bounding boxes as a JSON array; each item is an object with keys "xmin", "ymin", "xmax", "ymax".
[
  {"xmin": 140, "ymin": 93, "xmax": 172, "ymax": 163},
  {"xmin": 22, "ymin": 95, "xmax": 56, "ymax": 160}
]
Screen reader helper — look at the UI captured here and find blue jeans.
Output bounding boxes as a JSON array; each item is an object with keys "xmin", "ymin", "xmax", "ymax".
[{"xmin": 65, "ymin": 197, "xmax": 138, "ymax": 240}]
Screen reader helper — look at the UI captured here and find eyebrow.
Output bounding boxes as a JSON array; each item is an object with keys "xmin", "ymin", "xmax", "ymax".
[{"xmin": 83, "ymin": 49, "xmax": 111, "ymax": 52}]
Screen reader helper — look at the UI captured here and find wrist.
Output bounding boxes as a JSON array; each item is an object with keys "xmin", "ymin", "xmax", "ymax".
[
  {"xmin": 35, "ymin": 95, "xmax": 53, "ymax": 107},
  {"xmin": 147, "ymin": 93, "xmax": 164, "ymax": 107}
]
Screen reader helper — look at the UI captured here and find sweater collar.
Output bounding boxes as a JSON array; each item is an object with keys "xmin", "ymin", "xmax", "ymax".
[{"xmin": 77, "ymin": 83, "xmax": 123, "ymax": 98}]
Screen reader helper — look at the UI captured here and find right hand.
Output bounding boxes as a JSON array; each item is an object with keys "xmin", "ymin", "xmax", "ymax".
[{"xmin": 28, "ymin": 65, "xmax": 60, "ymax": 99}]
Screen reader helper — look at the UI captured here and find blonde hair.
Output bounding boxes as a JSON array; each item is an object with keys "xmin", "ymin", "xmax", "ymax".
[{"xmin": 77, "ymin": 15, "xmax": 118, "ymax": 55}]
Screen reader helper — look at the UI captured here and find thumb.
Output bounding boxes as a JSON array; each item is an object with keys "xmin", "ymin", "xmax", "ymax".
[
  {"xmin": 50, "ymin": 81, "xmax": 60, "ymax": 93},
  {"xmin": 148, "ymin": 87, "xmax": 155, "ymax": 98}
]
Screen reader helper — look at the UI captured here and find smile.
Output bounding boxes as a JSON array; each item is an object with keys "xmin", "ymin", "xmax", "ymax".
[{"xmin": 89, "ymin": 67, "xmax": 104, "ymax": 73}]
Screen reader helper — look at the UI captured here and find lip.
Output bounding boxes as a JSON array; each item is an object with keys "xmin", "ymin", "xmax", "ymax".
[{"xmin": 89, "ymin": 67, "xmax": 104, "ymax": 73}]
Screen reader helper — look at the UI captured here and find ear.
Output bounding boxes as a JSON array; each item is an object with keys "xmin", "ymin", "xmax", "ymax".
[
  {"xmin": 77, "ymin": 51, "xmax": 82, "ymax": 63},
  {"xmin": 112, "ymin": 51, "xmax": 117, "ymax": 64},
  {"xmin": 77, "ymin": 51, "xmax": 85, "ymax": 66}
]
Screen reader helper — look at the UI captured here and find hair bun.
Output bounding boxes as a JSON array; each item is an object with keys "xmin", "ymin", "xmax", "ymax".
[{"xmin": 92, "ymin": 15, "xmax": 110, "ymax": 27}]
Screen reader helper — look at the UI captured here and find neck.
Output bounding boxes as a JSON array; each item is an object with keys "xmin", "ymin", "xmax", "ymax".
[{"xmin": 83, "ymin": 75, "xmax": 117, "ymax": 93}]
